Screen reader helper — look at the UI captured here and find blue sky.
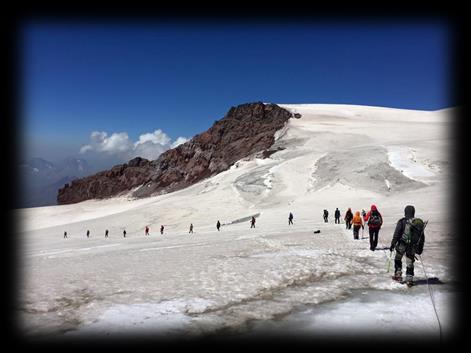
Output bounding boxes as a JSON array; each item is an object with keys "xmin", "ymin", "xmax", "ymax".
[{"xmin": 21, "ymin": 20, "xmax": 452, "ymax": 165}]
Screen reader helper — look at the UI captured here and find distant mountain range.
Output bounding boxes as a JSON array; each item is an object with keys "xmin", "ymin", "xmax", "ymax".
[{"xmin": 19, "ymin": 157, "xmax": 96, "ymax": 208}]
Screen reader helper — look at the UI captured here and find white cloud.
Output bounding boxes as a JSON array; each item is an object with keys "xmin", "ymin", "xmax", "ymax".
[
  {"xmin": 79, "ymin": 145, "xmax": 93, "ymax": 154},
  {"xmin": 134, "ymin": 129, "xmax": 171, "ymax": 147},
  {"xmin": 133, "ymin": 141, "xmax": 169, "ymax": 160},
  {"xmin": 80, "ymin": 129, "xmax": 188, "ymax": 162},
  {"xmin": 171, "ymin": 137, "xmax": 189, "ymax": 148}
]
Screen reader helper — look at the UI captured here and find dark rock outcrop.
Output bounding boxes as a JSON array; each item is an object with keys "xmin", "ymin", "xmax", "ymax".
[{"xmin": 57, "ymin": 102, "xmax": 294, "ymax": 204}]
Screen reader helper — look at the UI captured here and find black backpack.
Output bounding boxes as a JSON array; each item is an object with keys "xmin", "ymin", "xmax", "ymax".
[
  {"xmin": 401, "ymin": 218, "xmax": 425, "ymax": 245},
  {"xmin": 368, "ymin": 212, "xmax": 382, "ymax": 226}
]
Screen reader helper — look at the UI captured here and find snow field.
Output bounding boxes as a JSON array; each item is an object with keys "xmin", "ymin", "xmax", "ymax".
[{"xmin": 17, "ymin": 104, "xmax": 454, "ymax": 337}]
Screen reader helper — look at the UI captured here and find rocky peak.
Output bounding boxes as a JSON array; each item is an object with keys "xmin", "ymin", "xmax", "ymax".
[{"xmin": 57, "ymin": 102, "xmax": 295, "ymax": 204}]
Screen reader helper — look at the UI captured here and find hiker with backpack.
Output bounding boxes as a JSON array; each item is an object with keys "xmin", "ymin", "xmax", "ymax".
[
  {"xmin": 288, "ymin": 212, "xmax": 294, "ymax": 225},
  {"xmin": 216, "ymin": 220, "xmax": 221, "ymax": 231},
  {"xmin": 363, "ymin": 204, "xmax": 383, "ymax": 251},
  {"xmin": 323, "ymin": 209, "xmax": 329, "ymax": 223},
  {"xmin": 351, "ymin": 211, "xmax": 364, "ymax": 240},
  {"xmin": 390, "ymin": 205, "xmax": 425, "ymax": 286},
  {"xmin": 344, "ymin": 208, "xmax": 353, "ymax": 229}
]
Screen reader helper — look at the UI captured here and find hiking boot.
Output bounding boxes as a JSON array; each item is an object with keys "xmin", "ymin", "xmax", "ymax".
[
  {"xmin": 392, "ymin": 273, "xmax": 403, "ymax": 282},
  {"xmin": 406, "ymin": 280, "xmax": 414, "ymax": 287}
]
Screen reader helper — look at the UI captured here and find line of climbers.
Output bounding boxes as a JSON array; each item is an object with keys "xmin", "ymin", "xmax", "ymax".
[
  {"xmin": 323, "ymin": 205, "xmax": 382, "ymax": 251},
  {"xmin": 62, "ymin": 205, "xmax": 425, "ymax": 285}
]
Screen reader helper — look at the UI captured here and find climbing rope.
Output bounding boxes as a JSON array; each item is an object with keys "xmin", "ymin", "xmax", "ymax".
[{"xmin": 417, "ymin": 254, "xmax": 443, "ymax": 342}]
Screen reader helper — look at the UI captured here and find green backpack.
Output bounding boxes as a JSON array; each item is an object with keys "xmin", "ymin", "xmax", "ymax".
[{"xmin": 402, "ymin": 218, "xmax": 425, "ymax": 245}]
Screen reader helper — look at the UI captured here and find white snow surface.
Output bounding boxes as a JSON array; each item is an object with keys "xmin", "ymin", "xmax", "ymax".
[{"xmin": 16, "ymin": 104, "xmax": 455, "ymax": 339}]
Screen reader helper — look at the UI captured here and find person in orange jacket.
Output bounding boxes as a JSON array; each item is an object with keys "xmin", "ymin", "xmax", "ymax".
[
  {"xmin": 351, "ymin": 211, "xmax": 364, "ymax": 240},
  {"xmin": 363, "ymin": 204, "xmax": 383, "ymax": 251}
]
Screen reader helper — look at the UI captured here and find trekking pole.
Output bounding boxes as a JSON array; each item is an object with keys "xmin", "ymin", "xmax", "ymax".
[{"xmin": 387, "ymin": 250, "xmax": 393, "ymax": 273}]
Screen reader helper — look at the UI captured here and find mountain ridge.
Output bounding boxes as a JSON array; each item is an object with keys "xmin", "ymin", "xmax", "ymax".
[{"xmin": 57, "ymin": 102, "xmax": 297, "ymax": 205}]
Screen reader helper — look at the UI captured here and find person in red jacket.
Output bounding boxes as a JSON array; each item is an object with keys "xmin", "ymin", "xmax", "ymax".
[
  {"xmin": 363, "ymin": 204, "xmax": 383, "ymax": 251},
  {"xmin": 344, "ymin": 208, "xmax": 353, "ymax": 230}
]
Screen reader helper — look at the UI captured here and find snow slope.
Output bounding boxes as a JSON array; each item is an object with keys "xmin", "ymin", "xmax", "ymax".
[{"xmin": 16, "ymin": 104, "xmax": 456, "ymax": 340}]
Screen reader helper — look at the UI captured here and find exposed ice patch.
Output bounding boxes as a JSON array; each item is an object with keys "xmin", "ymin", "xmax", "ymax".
[
  {"xmin": 252, "ymin": 249, "xmax": 322, "ymax": 259},
  {"xmin": 387, "ymin": 146, "xmax": 435, "ymax": 182},
  {"xmin": 31, "ymin": 243, "xmax": 122, "ymax": 258},
  {"xmin": 247, "ymin": 288, "xmax": 451, "ymax": 338},
  {"xmin": 274, "ymin": 123, "xmax": 289, "ymax": 141},
  {"xmin": 262, "ymin": 165, "xmax": 280, "ymax": 191},
  {"xmin": 309, "ymin": 146, "xmax": 426, "ymax": 194},
  {"xmin": 67, "ymin": 298, "xmax": 214, "ymax": 336}
]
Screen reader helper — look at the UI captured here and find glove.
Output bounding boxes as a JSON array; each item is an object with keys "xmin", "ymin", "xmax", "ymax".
[{"xmin": 389, "ymin": 244, "xmax": 395, "ymax": 252}]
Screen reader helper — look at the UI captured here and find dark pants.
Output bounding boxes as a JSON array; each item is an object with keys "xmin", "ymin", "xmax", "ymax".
[
  {"xmin": 335, "ymin": 217, "xmax": 340, "ymax": 224},
  {"xmin": 289, "ymin": 219, "xmax": 293, "ymax": 225},
  {"xmin": 394, "ymin": 242, "xmax": 416, "ymax": 281},
  {"xmin": 323, "ymin": 216, "xmax": 328, "ymax": 223},
  {"xmin": 353, "ymin": 225, "xmax": 361, "ymax": 240},
  {"xmin": 369, "ymin": 228, "xmax": 380, "ymax": 250},
  {"xmin": 346, "ymin": 220, "xmax": 352, "ymax": 229},
  {"xmin": 251, "ymin": 224, "xmax": 255, "ymax": 228}
]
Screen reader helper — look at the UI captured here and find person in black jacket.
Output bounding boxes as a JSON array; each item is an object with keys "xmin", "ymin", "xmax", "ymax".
[
  {"xmin": 389, "ymin": 205, "xmax": 425, "ymax": 285},
  {"xmin": 250, "ymin": 217, "xmax": 256, "ymax": 228},
  {"xmin": 323, "ymin": 209, "xmax": 329, "ymax": 223},
  {"xmin": 334, "ymin": 208, "xmax": 341, "ymax": 224}
]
